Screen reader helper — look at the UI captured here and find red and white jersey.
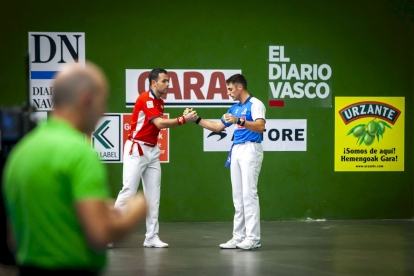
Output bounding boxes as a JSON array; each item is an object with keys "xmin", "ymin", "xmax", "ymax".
[{"xmin": 128, "ymin": 90, "xmax": 164, "ymax": 144}]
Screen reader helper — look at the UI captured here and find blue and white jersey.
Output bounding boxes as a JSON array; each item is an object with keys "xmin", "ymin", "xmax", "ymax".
[{"xmin": 221, "ymin": 95, "xmax": 266, "ymax": 144}]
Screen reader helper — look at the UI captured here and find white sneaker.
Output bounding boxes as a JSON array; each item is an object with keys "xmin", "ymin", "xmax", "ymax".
[
  {"xmin": 143, "ymin": 236, "xmax": 169, "ymax": 248},
  {"xmin": 236, "ymin": 240, "xmax": 261, "ymax": 250},
  {"xmin": 219, "ymin": 239, "xmax": 242, "ymax": 249},
  {"xmin": 107, "ymin": 243, "xmax": 113, "ymax": 248}
]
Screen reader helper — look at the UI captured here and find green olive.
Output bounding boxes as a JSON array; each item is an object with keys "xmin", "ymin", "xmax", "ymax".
[
  {"xmin": 367, "ymin": 121, "xmax": 378, "ymax": 136},
  {"xmin": 352, "ymin": 126, "xmax": 366, "ymax": 138},
  {"xmin": 378, "ymin": 121, "xmax": 386, "ymax": 133},
  {"xmin": 364, "ymin": 133, "xmax": 375, "ymax": 146}
]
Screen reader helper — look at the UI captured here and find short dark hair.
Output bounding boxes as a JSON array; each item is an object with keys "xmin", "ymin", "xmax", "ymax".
[
  {"xmin": 226, "ymin": 74, "xmax": 247, "ymax": 90},
  {"xmin": 149, "ymin": 68, "xmax": 168, "ymax": 85}
]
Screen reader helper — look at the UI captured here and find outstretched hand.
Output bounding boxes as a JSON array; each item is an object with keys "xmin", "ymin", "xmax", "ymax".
[
  {"xmin": 183, "ymin": 108, "xmax": 199, "ymax": 123},
  {"xmin": 183, "ymin": 108, "xmax": 192, "ymax": 115},
  {"xmin": 184, "ymin": 110, "xmax": 198, "ymax": 123}
]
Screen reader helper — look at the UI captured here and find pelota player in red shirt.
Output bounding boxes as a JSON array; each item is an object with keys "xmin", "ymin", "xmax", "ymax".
[{"xmin": 113, "ymin": 68, "xmax": 197, "ymax": 248}]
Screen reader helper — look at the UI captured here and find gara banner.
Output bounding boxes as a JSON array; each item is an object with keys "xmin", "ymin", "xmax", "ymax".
[
  {"xmin": 126, "ymin": 69, "xmax": 241, "ymax": 108},
  {"xmin": 203, "ymin": 119, "xmax": 307, "ymax": 152},
  {"xmin": 335, "ymin": 97, "xmax": 405, "ymax": 171},
  {"xmin": 29, "ymin": 32, "xmax": 85, "ymax": 110}
]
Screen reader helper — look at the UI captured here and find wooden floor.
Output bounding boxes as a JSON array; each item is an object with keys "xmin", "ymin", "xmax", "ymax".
[{"xmin": 103, "ymin": 220, "xmax": 414, "ymax": 276}]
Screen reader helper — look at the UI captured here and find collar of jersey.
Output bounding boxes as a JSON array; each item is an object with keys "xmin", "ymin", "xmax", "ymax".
[
  {"xmin": 237, "ymin": 94, "xmax": 252, "ymax": 106},
  {"xmin": 47, "ymin": 117, "xmax": 83, "ymax": 137},
  {"xmin": 149, "ymin": 89, "xmax": 158, "ymax": 99}
]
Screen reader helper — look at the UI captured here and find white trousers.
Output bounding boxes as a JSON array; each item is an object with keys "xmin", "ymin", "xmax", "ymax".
[
  {"xmin": 230, "ymin": 142, "xmax": 263, "ymax": 241},
  {"xmin": 115, "ymin": 139, "xmax": 161, "ymax": 239}
]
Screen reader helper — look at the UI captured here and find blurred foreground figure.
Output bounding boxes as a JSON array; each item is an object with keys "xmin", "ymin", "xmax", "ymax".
[{"xmin": 2, "ymin": 62, "xmax": 147, "ymax": 275}]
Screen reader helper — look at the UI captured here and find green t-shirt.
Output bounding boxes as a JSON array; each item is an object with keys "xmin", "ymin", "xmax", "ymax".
[{"xmin": 3, "ymin": 118, "xmax": 109, "ymax": 273}]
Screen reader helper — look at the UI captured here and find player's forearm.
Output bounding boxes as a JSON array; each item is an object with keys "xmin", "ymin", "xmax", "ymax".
[
  {"xmin": 242, "ymin": 120, "xmax": 265, "ymax": 133},
  {"xmin": 152, "ymin": 113, "xmax": 196, "ymax": 129},
  {"xmin": 77, "ymin": 195, "xmax": 147, "ymax": 249},
  {"xmin": 152, "ymin": 118, "xmax": 180, "ymax": 129},
  {"xmin": 105, "ymin": 198, "xmax": 147, "ymax": 243},
  {"xmin": 198, "ymin": 119, "xmax": 224, "ymax": 133},
  {"xmin": 224, "ymin": 113, "xmax": 265, "ymax": 133}
]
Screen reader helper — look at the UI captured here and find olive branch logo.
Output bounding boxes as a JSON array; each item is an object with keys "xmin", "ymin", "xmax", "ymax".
[{"xmin": 347, "ymin": 119, "xmax": 392, "ymax": 146}]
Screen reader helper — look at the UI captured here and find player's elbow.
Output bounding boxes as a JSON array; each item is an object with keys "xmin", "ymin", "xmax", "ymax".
[
  {"xmin": 256, "ymin": 120, "xmax": 265, "ymax": 133},
  {"xmin": 84, "ymin": 226, "xmax": 112, "ymax": 249},
  {"xmin": 252, "ymin": 124, "xmax": 265, "ymax": 133},
  {"xmin": 151, "ymin": 119, "xmax": 164, "ymax": 129},
  {"xmin": 213, "ymin": 122, "xmax": 226, "ymax": 133},
  {"xmin": 76, "ymin": 201, "xmax": 116, "ymax": 249},
  {"xmin": 258, "ymin": 125, "xmax": 265, "ymax": 133},
  {"xmin": 87, "ymin": 235, "xmax": 107, "ymax": 250},
  {"xmin": 212, "ymin": 126, "xmax": 223, "ymax": 133}
]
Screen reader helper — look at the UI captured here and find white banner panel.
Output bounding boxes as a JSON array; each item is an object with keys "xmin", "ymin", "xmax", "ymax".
[
  {"xmin": 30, "ymin": 112, "xmax": 48, "ymax": 123},
  {"xmin": 203, "ymin": 119, "xmax": 307, "ymax": 151},
  {"xmin": 126, "ymin": 69, "xmax": 241, "ymax": 108},
  {"xmin": 203, "ymin": 120, "xmax": 234, "ymax": 151},
  {"xmin": 29, "ymin": 32, "xmax": 85, "ymax": 111},
  {"xmin": 92, "ymin": 114, "xmax": 121, "ymax": 162}
]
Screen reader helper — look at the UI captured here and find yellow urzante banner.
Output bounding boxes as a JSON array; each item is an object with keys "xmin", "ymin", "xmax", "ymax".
[{"xmin": 335, "ymin": 97, "xmax": 404, "ymax": 171}]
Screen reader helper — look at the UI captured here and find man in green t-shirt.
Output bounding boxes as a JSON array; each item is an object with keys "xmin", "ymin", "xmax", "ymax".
[{"xmin": 2, "ymin": 62, "xmax": 147, "ymax": 275}]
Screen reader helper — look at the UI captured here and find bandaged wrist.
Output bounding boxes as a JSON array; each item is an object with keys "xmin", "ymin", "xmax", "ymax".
[{"xmin": 177, "ymin": 116, "xmax": 186, "ymax": 125}]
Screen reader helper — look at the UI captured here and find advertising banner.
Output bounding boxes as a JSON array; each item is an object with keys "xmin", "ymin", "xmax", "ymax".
[
  {"xmin": 268, "ymin": 45, "xmax": 332, "ymax": 108},
  {"xmin": 91, "ymin": 113, "xmax": 170, "ymax": 163},
  {"xmin": 126, "ymin": 69, "xmax": 241, "ymax": 108},
  {"xmin": 122, "ymin": 114, "xmax": 169, "ymax": 163},
  {"xmin": 92, "ymin": 114, "xmax": 122, "ymax": 162},
  {"xmin": 29, "ymin": 32, "xmax": 85, "ymax": 110},
  {"xmin": 334, "ymin": 97, "xmax": 405, "ymax": 171},
  {"xmin": 203, "ymin": 119, "xmax": 307, "ymax": 152}
]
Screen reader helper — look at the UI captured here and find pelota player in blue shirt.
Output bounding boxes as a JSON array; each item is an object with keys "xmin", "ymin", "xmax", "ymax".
[{"xmin": 192, "ymin": 74, "xmax": 266, "ymax": 250}]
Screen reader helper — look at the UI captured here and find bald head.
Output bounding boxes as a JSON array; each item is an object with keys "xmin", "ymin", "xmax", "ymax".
[
  {"xmin": 52, "ymin": 61, "xmax": 108, "ymax": 133},
  {"xmin": 53, "ymin": 62, "xmax": 107, "ymax": 108}
]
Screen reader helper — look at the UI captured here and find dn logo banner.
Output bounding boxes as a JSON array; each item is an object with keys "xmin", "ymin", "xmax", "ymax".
[
  {"xmin": 92, "ymin": 114, "xmax": 121, "ymax": 162},
  {"xmin": 29, "ymin": 32, "xmax": 85, "ymax": 111}
]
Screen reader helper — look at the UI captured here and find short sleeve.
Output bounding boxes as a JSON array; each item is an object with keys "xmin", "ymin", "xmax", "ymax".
[
  {"xmin": 139, "ymin": 97, "xmax": 162, "ymax": 121},
  {"xmin": 71, "ymin": 147, "xmax": 109, "ymax": 201},
  {"xmin": 251, "ymin": 100, "xmax": 266, "ymax": 121}
]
